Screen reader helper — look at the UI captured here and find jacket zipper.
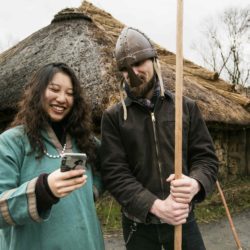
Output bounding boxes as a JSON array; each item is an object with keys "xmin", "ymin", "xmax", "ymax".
[{"xmin": 151, "ymin": 112, "xmax": 165, "ymax": 198}]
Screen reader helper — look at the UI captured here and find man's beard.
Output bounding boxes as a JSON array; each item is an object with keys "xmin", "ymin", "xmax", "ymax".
[{"xmin": 129, "ymin": 75, "xmax": 155, "ymax": 98}]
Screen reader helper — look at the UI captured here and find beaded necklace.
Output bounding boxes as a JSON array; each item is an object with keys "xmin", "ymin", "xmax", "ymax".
[{"xmin": 44, "ymin": 143, "xmax": 67, "ymax": 159}]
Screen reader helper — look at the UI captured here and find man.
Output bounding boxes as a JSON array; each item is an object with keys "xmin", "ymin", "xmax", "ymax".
[{"xmin": 100, "ymin": 27, "xmax": 218, "ymax": 250}]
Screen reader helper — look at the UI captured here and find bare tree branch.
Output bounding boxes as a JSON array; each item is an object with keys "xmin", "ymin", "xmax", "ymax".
[{"xmin": 191, "ymin": 6, "xmax": 250, "ymax": 86}]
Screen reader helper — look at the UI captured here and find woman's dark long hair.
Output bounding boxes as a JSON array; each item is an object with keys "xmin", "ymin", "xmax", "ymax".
[{"xmin": 11, "ymin": 62, "xmax": 96, "ymax": 162}]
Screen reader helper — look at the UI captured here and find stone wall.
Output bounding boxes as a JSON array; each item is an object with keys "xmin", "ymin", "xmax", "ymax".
[{"xmin": 210, "ymin": 128, "xmax": 250, "ymax": 181}]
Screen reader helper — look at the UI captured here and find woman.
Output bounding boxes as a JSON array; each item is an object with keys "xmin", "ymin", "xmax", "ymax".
[{"xmin": 0, "ymin": 63, "xmax": 105, "ymax": 250}]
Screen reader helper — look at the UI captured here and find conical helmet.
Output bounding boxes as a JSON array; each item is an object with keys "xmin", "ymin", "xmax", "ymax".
[{"xmin": 115, "ymin": 27, "xmax": 157, "ymax": 71}]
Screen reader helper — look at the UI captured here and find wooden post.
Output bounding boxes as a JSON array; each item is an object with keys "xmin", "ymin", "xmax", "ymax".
[{"xmin": 175, "ymin": 0, "xmax": 183, "ymax": 249}]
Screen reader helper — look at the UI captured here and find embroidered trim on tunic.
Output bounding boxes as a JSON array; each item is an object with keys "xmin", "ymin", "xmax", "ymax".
[
  {"xmin": 0, "ymin": 189, "xmax": 17, "ymax": 225},
  {"xmin": 27, "ymin": 177, "xmax": 43, "ymax": 222}
]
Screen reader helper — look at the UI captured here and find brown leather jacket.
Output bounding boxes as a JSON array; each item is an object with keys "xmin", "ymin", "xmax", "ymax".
[{"xmin": 100, "ymin": 91, "xmax": 218, "ymax": 223}]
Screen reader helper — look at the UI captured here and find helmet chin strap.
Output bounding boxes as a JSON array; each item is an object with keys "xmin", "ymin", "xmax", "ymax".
[
  {"xmin": 119, "ymin": 78, "xmax": 127, "ymax": 121},
  {"xmin": 153, "ymin": 58, "xmax": 165, "ymax": 97}
]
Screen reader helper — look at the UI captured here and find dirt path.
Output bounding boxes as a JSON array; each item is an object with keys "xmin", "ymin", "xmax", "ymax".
[{"xmin": 104, "ymin": 210, "xmax": 250, "ymax": 250}]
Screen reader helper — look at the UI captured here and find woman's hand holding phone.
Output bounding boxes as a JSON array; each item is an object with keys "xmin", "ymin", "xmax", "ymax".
[{"xmin": 48, "ymin": 168, "xmax": 87, "ymax": 198}]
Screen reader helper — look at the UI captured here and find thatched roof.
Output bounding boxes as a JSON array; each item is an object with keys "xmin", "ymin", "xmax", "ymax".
[{"xmin": 0, "ymin": 1, "xmax": 250, "ymax": 128}]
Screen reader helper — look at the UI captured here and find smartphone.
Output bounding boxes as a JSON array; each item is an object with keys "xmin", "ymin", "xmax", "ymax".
[{"xmin": 60, "ymin": 153, "xmax": 87, "ymax": 172}]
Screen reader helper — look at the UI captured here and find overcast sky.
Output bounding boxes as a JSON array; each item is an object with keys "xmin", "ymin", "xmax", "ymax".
[{"xmin": 0, "ymin": 0, "xmax": 249, "ymax": 65}]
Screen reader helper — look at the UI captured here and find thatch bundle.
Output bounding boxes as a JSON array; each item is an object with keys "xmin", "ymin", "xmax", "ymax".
[{"xmin": 0, "ymin": 1, "xmax": 250, "ymax": 130}]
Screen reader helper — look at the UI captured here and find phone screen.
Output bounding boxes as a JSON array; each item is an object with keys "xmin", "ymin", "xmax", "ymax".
[{"xmin": 60, "ymin": 153, "xmax": 87, "ymax": 172}]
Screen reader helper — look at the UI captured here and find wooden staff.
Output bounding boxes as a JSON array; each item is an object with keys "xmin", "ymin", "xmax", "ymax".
[
  {"xmin": 174, "ymin": 0, "xmax": 184, "ymax": 249},
  {"xmin": 216, "ymin": 180, "xmax": 243, "ymax": 250}
]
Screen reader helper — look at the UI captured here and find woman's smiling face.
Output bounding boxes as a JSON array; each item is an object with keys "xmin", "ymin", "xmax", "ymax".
[{"xmin": 43, "ymin": 72, "xmax": 74, "ymax": 122}]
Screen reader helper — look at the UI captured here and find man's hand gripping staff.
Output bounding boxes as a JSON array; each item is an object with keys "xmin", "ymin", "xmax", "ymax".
[{"xmin": 150, "ymin": 174, "xmax": 200, "ymax": 225}]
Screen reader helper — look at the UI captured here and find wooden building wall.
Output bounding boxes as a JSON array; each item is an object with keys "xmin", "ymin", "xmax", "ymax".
[{"xmin": 210, "ymin": 128, "xmax": 250, "ymax": 180}]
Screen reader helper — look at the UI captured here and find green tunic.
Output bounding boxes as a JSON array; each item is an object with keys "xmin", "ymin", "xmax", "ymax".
[{"xmin": 0, "ymin": 126, "xmax": 105, "ymax": 250}]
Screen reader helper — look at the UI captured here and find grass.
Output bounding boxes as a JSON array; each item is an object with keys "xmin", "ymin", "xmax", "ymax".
[
  {"xmin": 96, "ymin": 177, "xmax": 250, "ymax": 234},
  {"xmin": 96, "ymin": 194, "xmax": 122, "ymax": 234},
  {"xmin": 195, "ymin": 177, "xmax": 250, "ymax": 224}
]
